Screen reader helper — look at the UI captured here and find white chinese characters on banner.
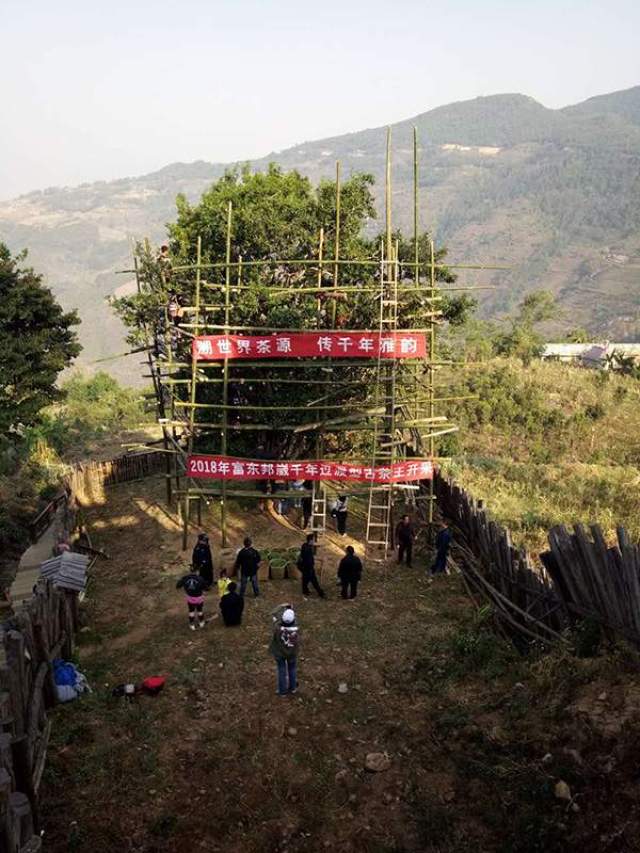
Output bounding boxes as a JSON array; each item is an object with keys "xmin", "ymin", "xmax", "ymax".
[
  {"xmin": 192, "ymin": 332, "xmax": 427, "ymax": 361},
  {"xmin": 187, "ymin": 455, "xmax": 434, "ymax": 483}
]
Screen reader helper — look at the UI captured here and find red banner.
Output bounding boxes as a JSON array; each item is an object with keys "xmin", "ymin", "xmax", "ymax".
[
  {"xmin": 187, "ymin": 454, "xmax": 433, "ymax": 483},
  {"xmin": 192, "ymin": 331, "xmax": 427, "ymax": 361}
]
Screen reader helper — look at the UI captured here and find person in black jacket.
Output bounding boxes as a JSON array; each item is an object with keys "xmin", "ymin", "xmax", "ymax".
[
  {"xmin": 338, "ymin": 546, "xmax": 363, "ymax": 600},
  {"xmin": 220, "ymin": 582, "xmax": 244, "ymax": 626},
  {"xmin": 235, "ymin": 536, "xmax": 262, "ymax": 597},
  {"xmin": 395, "ymin": 515, "xmax": 415, "ymax": 567},
  {"xmin": 192, "ymin": 533, "xmax": 214, "ymax": 588},
  {"xmin": 176, "ymin": 570, "xmax": 208, "ymax": 631},
  {"xmin": 297, "ymin": 534, "xmax": 325, "ymax": 598}
]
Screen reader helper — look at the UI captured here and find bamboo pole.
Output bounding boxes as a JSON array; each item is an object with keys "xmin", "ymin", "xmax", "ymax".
[
  {"xmin": 428, "ymin": 236, "xmax": 436, "ymax": 523},
  {"xmin": 220, "ymin": 202, "xmax": 233, "ymax": 547},
  {"xmin": 413, "ymin": 127, "xmax": 420, "ymax": 427},
  {"xmin": 183, "ymin": 235, "xmax": 202, "ymax": 549}
]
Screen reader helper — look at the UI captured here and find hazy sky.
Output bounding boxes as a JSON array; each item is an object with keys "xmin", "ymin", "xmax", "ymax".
[{"xmin": 2, "ymin": 0, "xmax": 639, "ymax": 199}]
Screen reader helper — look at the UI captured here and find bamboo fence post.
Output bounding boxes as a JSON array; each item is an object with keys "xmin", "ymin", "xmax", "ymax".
[{"xmin": 220, "ymin": 202, "xmax": 233, "ymax": 547}]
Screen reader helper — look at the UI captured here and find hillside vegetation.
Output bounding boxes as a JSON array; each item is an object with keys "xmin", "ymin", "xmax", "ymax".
[
  {"xmin": 1, "ymin": 86, "xmax": 639, "ymax": 378},
  {"xmin": 443, "ymin": 359, "xmax": 640, "ymax": 554}
]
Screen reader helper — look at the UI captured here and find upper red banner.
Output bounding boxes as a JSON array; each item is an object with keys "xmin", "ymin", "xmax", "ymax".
[
  {"xmin": 192, "ymin": 332, "xmax": 427, "ymax": 361},
  {"xmin": 187, "ymin": 454, "xmax": 433, "ymax": 483}
]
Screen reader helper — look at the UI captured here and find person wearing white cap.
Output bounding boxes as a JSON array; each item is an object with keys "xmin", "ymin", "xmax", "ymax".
[{"xmin": 269, "ymin": 603, "xmax": 300, "ymax": 696}]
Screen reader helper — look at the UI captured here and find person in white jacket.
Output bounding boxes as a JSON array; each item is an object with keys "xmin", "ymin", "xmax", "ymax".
[{"xmin": 332, "ymin": 495, "xmax": 349, "ymax": 536}]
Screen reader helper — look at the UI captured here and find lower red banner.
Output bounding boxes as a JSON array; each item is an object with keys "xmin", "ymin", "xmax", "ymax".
[{"xmin": 187, "ymin": 455, "xmax": 433, "ymax": 483}]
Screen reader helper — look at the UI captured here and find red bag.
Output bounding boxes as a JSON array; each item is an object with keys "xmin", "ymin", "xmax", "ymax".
[{"xmin": 141, "ymin": 676, "xmax": 166, "ymax": 695}]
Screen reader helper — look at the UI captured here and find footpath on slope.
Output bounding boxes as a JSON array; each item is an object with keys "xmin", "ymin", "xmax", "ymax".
[{"xmin": 38, "ymin": 477, "xmax": 640, "ymax": 853}]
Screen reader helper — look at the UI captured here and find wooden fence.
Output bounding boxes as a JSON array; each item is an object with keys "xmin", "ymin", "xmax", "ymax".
[
  {"xmin": 433, "ymin": 472, "xmax": 640, "ymax": 649},
  {"xmin": 1, "ymin": 582, "xmax": 77, "ymax": 852},
  {"xmin": 1, "ymin": 449, "xmax": 164, "ymax": 850}
]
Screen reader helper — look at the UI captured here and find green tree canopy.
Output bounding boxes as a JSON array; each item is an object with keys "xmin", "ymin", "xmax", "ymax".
[
  {"xmin": 0, "ymin": 244, "xmax": 81, "ymax": 435},
  {"xmin": 112, "ymin": 166, "xmax": 456, "ymax": 458}
]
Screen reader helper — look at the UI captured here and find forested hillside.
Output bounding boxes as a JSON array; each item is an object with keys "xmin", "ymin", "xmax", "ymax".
[{"xmin": 1, "ymin": 86, "xmax": 639, "ymax": 381}]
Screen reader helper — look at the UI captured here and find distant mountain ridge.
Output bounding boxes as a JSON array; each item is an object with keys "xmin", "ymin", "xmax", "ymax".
[{"xmin": 1, "ymin": 86, "xmax": 639, "ymax": 382}]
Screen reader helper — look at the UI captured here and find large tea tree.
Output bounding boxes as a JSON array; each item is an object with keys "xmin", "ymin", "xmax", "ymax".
[
  {"xmin": 0, "ymin": 244, "xmax": 81, "ymax": 435},
  {"xmin": 113, "ymin": 166, "xmax": 460, "ymax": 458}
]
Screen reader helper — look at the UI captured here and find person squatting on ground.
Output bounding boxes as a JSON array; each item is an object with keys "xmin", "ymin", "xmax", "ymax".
[
  {"xmin": 332, "ymin": 495, "xmax": 349, "ymax": 536},
  {"xmin": 235, "ymin": 536, "xmax": 262, "ymax": 597},
  {"xmin": 395, "ymin": 514, "xmax": 415, "ymax": 567},
  {"xmin": 430, "ymin": 520, "xmax": 452, "ymax": 574},
  {"xmin": 297, "ymin": 534, "xmax": 325, "ymax": 598},
  {"xmin": 338, "ymin": 545, "xmax": 363, "ymax": 599},
  {"xmin": 270, "ymin": 604, "xmax": 300, "ymax": 696},
  {"xmin": 217, "ymin": 568, "xmax": 231, "ymax": 597},
  {"xmin": 220, "ymin": 581, "xmax": 244, "ymax": 626},
  {"xmin": 192, "ymin": 533, "xmax": 214, "ymax": 588},
  {"xmin": 176, "ymin": 569, "xmax": 208, "ymax": 631}
]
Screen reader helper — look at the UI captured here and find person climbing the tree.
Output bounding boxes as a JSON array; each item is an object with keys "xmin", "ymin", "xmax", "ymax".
[
  {"xmin": 176, "ymin": 568, "xmax": 208, "ymax": 631},
  {"xmin": 395, "ymin": 514, "xmax": 415, "ymax": 567},
  {"xmin": 157, "ymin": 244, "xmax": 172, "ymax": 283},
  {"xmin": 430, "ymin": 520, "xmax": 452, "ymax": 575},
  {"xmin": 235, "ymin": 536, "xmax": 262, "ymax": 597},
  {"xmin": 220, "ymin": 581, "xmax": 244, "ymax": 626},
  {"xmin": 338, "ymin": 545, "xmax": 363, "ymax": 600},
  {"xmin": 332, "ymin": 495, "xmax": 349, "ymax": 536},
  {"xmin": 269, "ymin": 604, "xmax": 300, "ymax": 696},
  {"xmin": 297, "ymin": 534, "xmax": 325, "ymax": 599},
  {"xmin": 192, "ymin": 533, "xmax": 214, "ymax": 588}
]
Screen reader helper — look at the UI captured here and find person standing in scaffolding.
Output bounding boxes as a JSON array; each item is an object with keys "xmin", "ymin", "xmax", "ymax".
[
  {"xmin": 331, "ymin": 495, "xmax": 349, "ymax": 536},
  {"xmin": 395, "ymin": 514, "xmax": 415, "ymax": 568},
  {"xmin": 157, "ymin": 244, "xmax": 172, "ymax": 283}
]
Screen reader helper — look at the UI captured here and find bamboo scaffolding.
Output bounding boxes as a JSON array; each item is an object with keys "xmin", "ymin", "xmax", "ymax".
[{"xmin": 220, "ymin": 201, "xmax": 233, "ymax": 547}]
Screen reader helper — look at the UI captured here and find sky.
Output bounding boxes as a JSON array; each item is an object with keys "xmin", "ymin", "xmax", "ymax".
[{"xmin": 1, "ymin": 0, "xmax": 639, "ymax": 200}]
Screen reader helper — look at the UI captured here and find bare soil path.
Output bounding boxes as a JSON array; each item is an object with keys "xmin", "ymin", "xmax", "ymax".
[{"xmin": 39, "ymin": 479, "xmax": 640, "ymax": 853}]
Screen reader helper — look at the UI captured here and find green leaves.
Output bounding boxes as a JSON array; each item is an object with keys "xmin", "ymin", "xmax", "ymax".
[{"xmin": 0, "ymin": 244, "xmax": 81, "ymax": 435}]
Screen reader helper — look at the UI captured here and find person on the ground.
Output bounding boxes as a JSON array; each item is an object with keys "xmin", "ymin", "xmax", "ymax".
[
  {"xmin": 269, "ymin": 604, "xmax": 300, "ymax": 696},
  {"xmin": 430, "ymin": 520, "xmax": 452, "ymax": 574},
  {"xmin": 235, "ymin": 536, "xmax": 262, "ymax": 597},
  {"xmin": 297, "ymin": 534, "xmax": 325, "ymax": 599},
  {"xmin": 176, "ymin": 569, "xmax": 208, "ymax": 631},
  {"xmin": 217, "ymin": 567, "xmax": 231, "ymax": 598},
  {"xmin": 395, "ymin": 514, "xmax": 415, "ymax": 567},
  {"xmin": 332, "ymin": 495, "xmax": 349, "ymax": 536},
  {"xmin": 338, "ymin": 545, "xmax": 363, "ymax": 600},
  {"xmin": 192, "ymin": 533, "xmax": 214, "ymax": 588},
  {"xmin": 301, "ymin": 482, "xmax": 313, "ymax": 529},
  {"xmin": 220, "ymin": 581, "xmax": 244, "ymax": 626}
]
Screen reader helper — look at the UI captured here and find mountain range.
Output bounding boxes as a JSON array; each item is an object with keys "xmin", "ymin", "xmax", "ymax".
[{"xmin": 1, "ymin": 86, "xmax": 639, "ymax": 382}]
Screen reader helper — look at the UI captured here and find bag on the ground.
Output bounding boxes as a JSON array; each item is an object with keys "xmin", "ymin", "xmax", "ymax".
[
  {"xmin": 142, "ymin": 676, "xmax": 166, "ymax": 696},
  {"xmin": 53, "ymin": 659, "xmax": 91, "ymax": 703}
]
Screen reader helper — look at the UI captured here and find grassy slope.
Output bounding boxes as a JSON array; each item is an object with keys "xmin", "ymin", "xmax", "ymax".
[{"xmin": 443, "ymin": 358, "xmax": 640, "ymax": 554}]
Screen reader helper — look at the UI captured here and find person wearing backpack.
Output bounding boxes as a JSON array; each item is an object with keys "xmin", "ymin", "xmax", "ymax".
[
  {"xmin": 176, "ymin": 569, "xmax": 208, "ymax": 630},
  {"xmin": 234, "ymin": 536, "xmax": 262, "ymax": 597},
  {"xmin": 269, "ymin": 604, "xmax": 300, "ymax": 696},
  {"xmin": 297, "ymin": 534, "xmax": 325, "ymax": 599}
]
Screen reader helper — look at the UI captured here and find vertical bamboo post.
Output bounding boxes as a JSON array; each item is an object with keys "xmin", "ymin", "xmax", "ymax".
[
  {"xmin": 413, "ymin": 127, "xmax": 420, "ymax": 425},
  {"xmin": 385, "ymin": 128, "xmax": 392, "ymax": 260},
  {"xmin": 428, "ymin": 236, "xmax": 436, "ymax": 523},
  {"xmin": 183, "ymin": 235, "xmax": 202, "ymax": 550},
  {"xmin": 220, "ymin": 201, "xmax": 233, "ymax": 547},
  {"xmin": 316, "ymin": 226, "xmax": 324, "ymax": 321},
  {"xmin": 331, "ymin": 162, "xmax": 341, "ymax": 329}
]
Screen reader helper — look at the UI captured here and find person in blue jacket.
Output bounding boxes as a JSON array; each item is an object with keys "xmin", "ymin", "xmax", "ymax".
[{"xmin": 430, "ymin": 520, "xmax": 452, "ymax": 574}]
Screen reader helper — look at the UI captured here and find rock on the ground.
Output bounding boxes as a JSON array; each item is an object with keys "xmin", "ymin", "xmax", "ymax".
[
  {"xmin": 365, "ymin": 752, "xmax": 391, "ymax": 772},
  {"xmin": 338, "ymin": 682, "xmax": 348, "ymax": 694},
  {"xmin": 554, "ymin": 780, "xmax": 572, "ymax": 801}
]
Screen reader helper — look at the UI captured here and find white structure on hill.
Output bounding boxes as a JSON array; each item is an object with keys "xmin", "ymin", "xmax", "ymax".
[{"xmin": 541, "ymin": 342, "xmax": 640, "ymax": 368}]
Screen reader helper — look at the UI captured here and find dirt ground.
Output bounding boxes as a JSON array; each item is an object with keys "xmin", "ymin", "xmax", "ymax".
[{"xmin": 40, "ymin": 477, "xmax": 640, "ymax": 853}]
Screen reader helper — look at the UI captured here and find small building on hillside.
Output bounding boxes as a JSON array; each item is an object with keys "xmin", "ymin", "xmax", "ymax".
[{"xmin": 541, "ymin": 342, "xmax": 640, "ymax": 369}]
